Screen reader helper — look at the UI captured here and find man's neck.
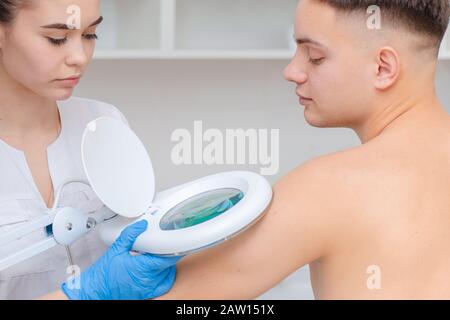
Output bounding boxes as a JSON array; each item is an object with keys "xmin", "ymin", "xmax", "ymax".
[{"xmin": 354, "ymin": 86, "xmax": 447, "ymax": 144}]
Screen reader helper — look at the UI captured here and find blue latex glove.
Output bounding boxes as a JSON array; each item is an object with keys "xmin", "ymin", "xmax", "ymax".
[{"xmin": 61, "ymin": 220, "xmax": 183, "ymax": 300}]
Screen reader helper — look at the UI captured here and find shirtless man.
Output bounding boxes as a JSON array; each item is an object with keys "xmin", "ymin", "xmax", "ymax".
[{"xmin": 155, "ymin": 0, "xmax": 450, "ymax": 299}]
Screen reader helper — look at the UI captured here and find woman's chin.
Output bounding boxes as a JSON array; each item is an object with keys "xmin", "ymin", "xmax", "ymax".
[{"xmin": 49, "ymin": 88, "xmax": 75, "ymax": 101}]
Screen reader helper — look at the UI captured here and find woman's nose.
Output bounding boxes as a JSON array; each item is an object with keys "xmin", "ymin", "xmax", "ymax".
[{"xmin": 65, "ymin": 40, "xmax": 89, "ymax": 68}]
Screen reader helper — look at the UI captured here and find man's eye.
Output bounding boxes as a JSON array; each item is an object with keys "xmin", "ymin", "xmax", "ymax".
[
  {"xmin": 46, "ymin": 37, "xmax": 67, "ymax": 46},
  {"xmin": 309, "ymin": 57, "xmax": 324, "ymax": 65}
]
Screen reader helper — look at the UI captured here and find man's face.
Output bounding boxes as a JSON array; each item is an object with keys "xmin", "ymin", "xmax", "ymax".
[
  {"xmin": 0, "ymin": 0, "xmax": 101, "ymax": 101},
  {"xmin": 284, "ymin": 0, "xmax": 376, "ymax": 129}
]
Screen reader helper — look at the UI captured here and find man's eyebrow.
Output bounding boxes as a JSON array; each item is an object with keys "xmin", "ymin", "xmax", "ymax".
[
  {"xmin": 40, "ymin": 16, "xmax": 103, "ymax": 30},
  {"xmin": 295, "ymin": 37, "xmax": 325, "ymax": 47}
]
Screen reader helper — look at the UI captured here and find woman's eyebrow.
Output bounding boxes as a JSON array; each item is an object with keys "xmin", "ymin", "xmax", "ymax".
[{"xmin": 40, "ymin": 16, "xmax": 103, "ymax": 30}]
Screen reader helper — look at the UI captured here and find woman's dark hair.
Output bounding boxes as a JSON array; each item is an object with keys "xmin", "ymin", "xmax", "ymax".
[
  {"xmin": 317, "ymin": 0, "xmax": 450, "ymax": 49},
  {"xmin": 0, "ymin": 0, "xmax": 28, "ymax": 24}
]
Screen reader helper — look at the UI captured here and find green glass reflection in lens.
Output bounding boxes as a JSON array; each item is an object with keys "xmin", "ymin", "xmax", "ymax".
[{"xmin": 160, "ymin": 188, "xmax": 244, "ymax": 231}]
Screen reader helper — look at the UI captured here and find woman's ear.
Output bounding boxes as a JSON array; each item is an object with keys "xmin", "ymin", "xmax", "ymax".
[{"xmin": 373, "ymin": 46, "xmax": 401, "ymax": 90}]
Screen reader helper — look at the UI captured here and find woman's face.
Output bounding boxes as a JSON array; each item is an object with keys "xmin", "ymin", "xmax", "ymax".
[{"xmin": 0, "ymin": 0, "xmax": 101, "ymax": 101}]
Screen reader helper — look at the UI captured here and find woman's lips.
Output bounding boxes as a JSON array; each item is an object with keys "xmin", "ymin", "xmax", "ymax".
[{"xmin": 56, "ymin": 76, "xmax": 80, "ymax": 87}]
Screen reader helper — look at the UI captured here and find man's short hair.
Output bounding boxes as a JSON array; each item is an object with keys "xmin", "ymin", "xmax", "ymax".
[{"xmin": 317, "ymin": 0, "xmax": 450, "ymax": 50}]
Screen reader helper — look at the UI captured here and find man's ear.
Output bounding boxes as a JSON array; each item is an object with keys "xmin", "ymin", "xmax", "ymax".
[{"xmin": 373, "ymin": 47, "xmax": 400, "ymax": 90}]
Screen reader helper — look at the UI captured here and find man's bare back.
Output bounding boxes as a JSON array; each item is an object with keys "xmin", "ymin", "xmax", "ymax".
[{"xmin": 311, "ymin": 109, "xmax": 450, "ymax": 299}]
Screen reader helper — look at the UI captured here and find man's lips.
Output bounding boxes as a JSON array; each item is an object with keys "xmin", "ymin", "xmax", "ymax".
[
  {"xmin": 297, "ymin": 92, "xmax": 312, "ymax": 100},
  {"xmin": 296, "ymin": 92, "xmax": 313, "ymax": 106}
]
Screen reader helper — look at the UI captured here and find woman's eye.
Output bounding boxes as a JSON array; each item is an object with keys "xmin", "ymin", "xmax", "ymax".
[
  {"xmin": 46, "ymin": 37, "xmax": 67, "ymax": 46},
  {"xmin": 45, "ymin": 34, "xmax": 98, "ymax": 46},
  {"xmin": 83, "ymin": 34, "xmax": 98, "ymax": 40}
]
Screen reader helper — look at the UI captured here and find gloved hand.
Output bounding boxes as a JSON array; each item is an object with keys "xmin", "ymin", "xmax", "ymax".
[{"xmin": 61, "ymin": 220, "xmax": 183, "ymax": 300}]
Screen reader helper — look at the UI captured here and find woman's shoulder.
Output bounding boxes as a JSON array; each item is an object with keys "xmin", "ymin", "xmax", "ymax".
[{"xmin": 58, "ymin": 96, "xmax": 129, "ymax": 126}]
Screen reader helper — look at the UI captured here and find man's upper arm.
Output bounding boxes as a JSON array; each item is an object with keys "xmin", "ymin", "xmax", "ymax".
[{"xmin": 158, "ymin": 159, "xmax": 340, "ymax": 299}]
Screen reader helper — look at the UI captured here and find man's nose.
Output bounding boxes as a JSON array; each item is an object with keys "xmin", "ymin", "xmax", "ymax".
[{"xmin": 284, "ymin": 59, "xmax": 308, "ymax": 84}]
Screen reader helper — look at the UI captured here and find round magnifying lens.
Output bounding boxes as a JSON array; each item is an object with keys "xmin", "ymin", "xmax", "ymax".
[{"xmin": 160, "ymin": 188, "xmax": 244, "ymax": 231}]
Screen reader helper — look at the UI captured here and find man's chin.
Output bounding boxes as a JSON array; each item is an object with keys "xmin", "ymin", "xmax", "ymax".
[
  {"xmin": 303, "ymin": 110, "xmax": 337, "ymax": 128},
  {"xmin": 304, "ymin": 109, "xmax": 323, "ymax": 127}
]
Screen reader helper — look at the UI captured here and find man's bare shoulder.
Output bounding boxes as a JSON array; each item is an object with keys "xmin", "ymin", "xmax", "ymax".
[
  {"xmin": 278, "ymin": 143, "xmax": 392, "ymax": 220},
  {"xmin": 283, "ymin": 145, "xmax": 374, "ymax": 193},
  {"xmin": 273, "ymin": 147, "xmax": 368, "ymax": 221},
  {"xmin": 274, "ymin": 145, "xmax": 395, "ymax": 253},
  {"xmin": 264, "ymin": 148, "xmax": 371, "ymax": 260}
]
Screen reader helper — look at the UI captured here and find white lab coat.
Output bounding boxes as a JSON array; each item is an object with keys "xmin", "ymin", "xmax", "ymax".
[{"xmin": 0, "ymin": 97, "xmax": 129, "ymax": 299}]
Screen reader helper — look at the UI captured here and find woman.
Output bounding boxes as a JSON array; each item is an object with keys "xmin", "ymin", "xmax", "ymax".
[{"xmin": 0, "ymin": 0, "xmax": 179, "ymax": 299}]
